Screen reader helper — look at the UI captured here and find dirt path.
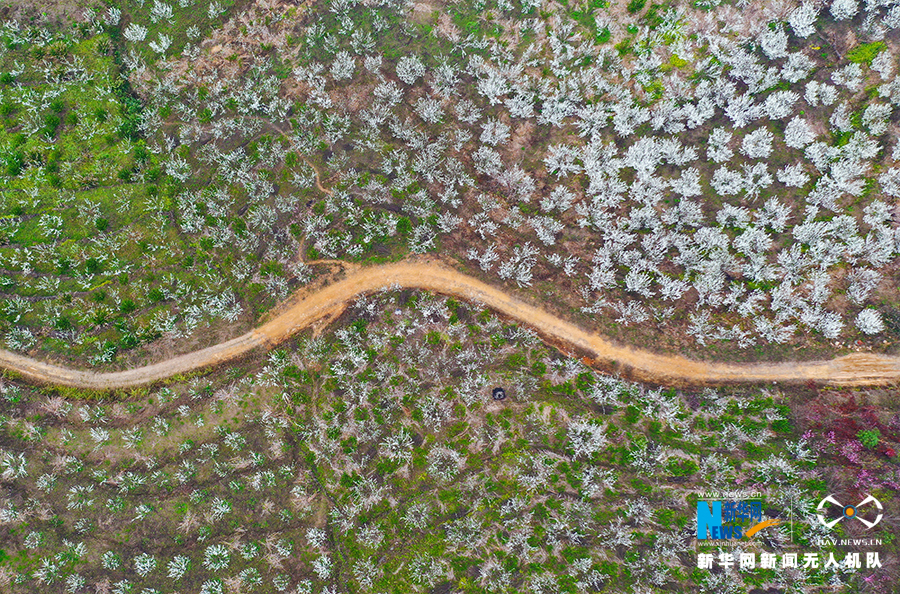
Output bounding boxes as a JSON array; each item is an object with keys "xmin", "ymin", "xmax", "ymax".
[{"xmin": 2, "ymin": 258, "xmax": 900, "ymax": 390}]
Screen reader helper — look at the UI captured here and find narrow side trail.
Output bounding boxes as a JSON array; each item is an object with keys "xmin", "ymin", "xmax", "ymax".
[{"xmin": 2, "ymin": 258, "xmax": 900, "ymax": 389}]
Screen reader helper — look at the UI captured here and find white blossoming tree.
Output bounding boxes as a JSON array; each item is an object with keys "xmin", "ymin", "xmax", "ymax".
[
  {"xmin": 830, "ymin": 0, "xmax": 858, "ymax": 20},
  {"xmin": 856, "ymin": 309, "xmax": 885, "ymax": 334},
  {"xmin": 741, "ymin": 128, "xmax": 774, "ymax": 159},
  {"xmin": 789, "ymin": 3, "xmax": 819, "ymax": 37},
  {"xmin": 396, "ymin": 55, "xmax": 425, "ymax": 85}
]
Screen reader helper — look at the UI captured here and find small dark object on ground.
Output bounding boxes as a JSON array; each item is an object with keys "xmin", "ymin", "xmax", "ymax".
[{"xmin": 492, "ymin": 387, "xmax": 506, "ymax": 401}]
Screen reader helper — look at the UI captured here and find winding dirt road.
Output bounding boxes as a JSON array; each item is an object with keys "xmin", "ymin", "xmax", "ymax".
[{"xmin": 2, "ymin": 259, "xmax": 900, "ymax": 390}]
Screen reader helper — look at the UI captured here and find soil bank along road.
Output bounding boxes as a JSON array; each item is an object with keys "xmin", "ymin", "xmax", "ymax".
[{"xmin": 2, "ymin": 258, "xmax": 900, "ymax": 390}]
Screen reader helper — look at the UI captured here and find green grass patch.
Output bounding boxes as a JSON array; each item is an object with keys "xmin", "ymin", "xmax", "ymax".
[{"xmin": 846, "ymin": 41, "xmax": 885, "ymax": 65}]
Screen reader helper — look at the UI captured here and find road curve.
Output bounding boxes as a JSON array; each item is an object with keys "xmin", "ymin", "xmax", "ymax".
[{"xmin": 2, "ymin": 259, "xmax": 900, "ymax": 390}]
